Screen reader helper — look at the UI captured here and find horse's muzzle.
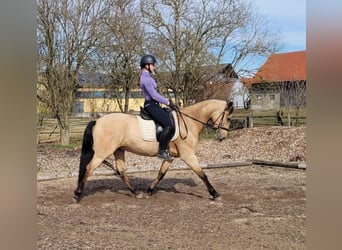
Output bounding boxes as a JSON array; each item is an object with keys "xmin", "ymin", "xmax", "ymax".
[{"xmin": 215, "ymin": 133, "xmax": 226, "ymax": 142}]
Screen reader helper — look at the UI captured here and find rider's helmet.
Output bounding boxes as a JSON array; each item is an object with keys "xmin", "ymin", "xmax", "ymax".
[{"xmin": 140, "ymin": 55, "xmax": 157, "ymax": 68}]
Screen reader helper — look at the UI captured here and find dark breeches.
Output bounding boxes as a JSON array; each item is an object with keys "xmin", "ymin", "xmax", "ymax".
[{"xmin": 144, "ymin": 100, "xmax": 175, "ymax": 150}]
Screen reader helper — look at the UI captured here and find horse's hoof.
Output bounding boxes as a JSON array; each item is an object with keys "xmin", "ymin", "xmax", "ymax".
[
  {"xmin": 210, "ymin": 194, "xmax": 221, "ymax": 201},
  {"xmin": 214, "ymin": 196, "xmax": 222, "ymax": 202},
  {"xmin": 147, "ymin": 188, "xmax": 153, "ymax": 195},
  {"xmin": 72, "ymin": 196, "xmax": 80, "ymax": 204},
  {"xmin": 135, "ymin": 193, "xmax": 143, "ymax": 199}
]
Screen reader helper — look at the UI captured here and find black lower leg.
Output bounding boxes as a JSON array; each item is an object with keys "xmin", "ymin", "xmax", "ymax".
[
  {"xmin": 147, "ymin": 172, "xmax": 166, "ymax": 194},
  {"xmin": 74, "ymin": 181, "xmax": 85, "ymax": 202},
  {"xmin": 129, "ymin": 187, "xmax": 138, "ymax": 196},
  {"xmin": 201, "ymin": 172, "xmax": 220, "ymax": 199}
]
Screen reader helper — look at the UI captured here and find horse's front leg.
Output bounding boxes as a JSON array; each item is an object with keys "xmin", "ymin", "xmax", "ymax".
[
  {"xmin": 147, "ymin": 159, "xmax": 173, "ymax": 195},
  {"xmin": 181, "ymin": 152, "xmax": 220, "ymax": 200},
  {"xmin": 114, "ymin": 148, "xmax": 139, "ymax": 197}
]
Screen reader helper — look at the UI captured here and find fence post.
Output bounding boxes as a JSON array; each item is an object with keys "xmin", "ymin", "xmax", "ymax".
[
  {"xmin": 277, "ymin": 111, "xmax": 284, "ymax": 126},
  {"xmin": 246, "ymin": 116, "xmax": 253, "ymax": 128}
]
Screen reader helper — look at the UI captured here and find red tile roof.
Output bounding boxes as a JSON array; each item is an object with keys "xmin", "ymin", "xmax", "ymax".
[{"xmin": 242, "ymin": 51, "xmax": 306, "ymax": 86}]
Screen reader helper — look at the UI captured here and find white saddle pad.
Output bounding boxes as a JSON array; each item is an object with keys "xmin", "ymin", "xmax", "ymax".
[{"xmin": 137, "ymin": 111, "xmax": 179, "ymax": 142}]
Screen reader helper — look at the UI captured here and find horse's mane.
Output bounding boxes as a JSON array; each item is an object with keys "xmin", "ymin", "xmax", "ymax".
[{"xmin": 181, "ymin": 99, "xmax": 226, "ymax": 113}]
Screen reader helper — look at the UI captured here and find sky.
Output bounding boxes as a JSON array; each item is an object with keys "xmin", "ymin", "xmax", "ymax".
[
  {"xmin": 233, "ymin": 0, "xmax": 306, "ymax": 74},
  {"xmin": 231, "ymin": 0, "xmax": 306, "ymax": 105},
  {"xmin": 252, "ymin": 0, "xmax": 306, "ymax": 53}
]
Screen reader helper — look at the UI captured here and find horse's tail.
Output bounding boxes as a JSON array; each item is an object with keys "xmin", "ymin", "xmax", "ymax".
[{"xmin": 78, "ymin": 120, "xmax": 96, "ymax": 183}]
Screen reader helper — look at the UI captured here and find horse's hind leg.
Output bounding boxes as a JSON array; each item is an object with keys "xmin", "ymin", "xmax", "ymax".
[
  {"xmin": 181, "ymin": 153, "xmax": 220, "ymax": 200},
  {"xmin": 114, "ymin": 148, "xmax": 138, "ymax": 197},
  {"xmin": 74, "ymin": 156, "xmax": 104, "ymax": 202},
  {"xmin": 147, "ymin": 160, "xmax": 173, "ymax": 195}
]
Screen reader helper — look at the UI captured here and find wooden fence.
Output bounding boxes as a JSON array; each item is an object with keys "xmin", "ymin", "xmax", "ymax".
[
  {"xmin": 231, "ymin": 114, "xmax": 306, "ymax": 129},
  {"xmin": 37, "ymin": 117, "xmax": 91, "ymax": 143},
  {"xmin": 37, "ymin": 112, "xmax": 306, "ymax": 144}
]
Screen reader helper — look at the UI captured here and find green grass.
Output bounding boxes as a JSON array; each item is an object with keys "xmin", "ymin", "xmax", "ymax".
[{"xmin": 200, "ymin": 131, "xmax": 216, "ymax": 139}]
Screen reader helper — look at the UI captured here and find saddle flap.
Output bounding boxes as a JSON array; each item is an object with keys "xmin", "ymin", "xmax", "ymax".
[
  {"xmin": 140, "ymin": 106, "xmax": 153, "ymax": 120},
  {"xmin": 137, "ymin": 111, "xmax": 179, "ymax": 142}
]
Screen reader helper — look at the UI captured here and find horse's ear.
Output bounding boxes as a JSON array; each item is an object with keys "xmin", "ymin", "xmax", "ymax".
[{"xmin": 226, "ymin": 101, "xmax": 234, "ymax": 114}]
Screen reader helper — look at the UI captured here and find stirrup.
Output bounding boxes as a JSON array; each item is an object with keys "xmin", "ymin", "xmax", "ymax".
[{"xmin": 157, "ymin": 150, "xmax": 173, "ymax": 161}]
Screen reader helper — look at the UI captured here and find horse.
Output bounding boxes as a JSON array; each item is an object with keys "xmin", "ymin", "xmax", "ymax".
[{"xmin": 74, "ymin": 99, "xmax": 234, "ymax": 202}]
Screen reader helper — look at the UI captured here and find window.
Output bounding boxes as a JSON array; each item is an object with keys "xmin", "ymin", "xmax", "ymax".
[
  {"xmin": 75, "ymin": 101, "xmax": 84, "ymax": 113},
  {"xmin": 76, "ymin": 91, "xmax": 108, "ymax": 99},
  {"xmin": 129, "ymin": 91, "xmax": 143, "ymax": 98}
]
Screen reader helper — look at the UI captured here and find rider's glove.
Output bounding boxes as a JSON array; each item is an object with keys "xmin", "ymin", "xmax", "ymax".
[{"xmin": 169, "ymin": 101, "xmax": 179, "ymax": 111}]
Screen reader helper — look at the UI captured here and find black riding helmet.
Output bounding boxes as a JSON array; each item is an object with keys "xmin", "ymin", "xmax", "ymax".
[{"xmin": 140, "ymin": 54, "xmax": 156, "ymax": 68}]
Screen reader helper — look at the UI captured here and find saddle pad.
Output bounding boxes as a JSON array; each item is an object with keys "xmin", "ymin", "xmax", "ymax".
[{"xmin": 137, "ymin": 111, "xmax": 179, "ymax": 142}]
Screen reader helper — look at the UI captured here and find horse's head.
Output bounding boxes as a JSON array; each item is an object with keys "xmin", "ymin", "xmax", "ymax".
[{"xmin": 212, "ymin": 100, "xmax": 234, "ymax": 141}]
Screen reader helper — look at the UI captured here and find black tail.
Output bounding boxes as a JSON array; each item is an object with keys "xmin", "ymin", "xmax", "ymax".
[{"xmin": 78, "ymin": 120, "xmax": 96, "ymax": 183}]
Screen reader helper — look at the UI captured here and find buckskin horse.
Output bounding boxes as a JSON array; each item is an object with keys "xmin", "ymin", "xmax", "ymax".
[{"xmin": 74, "ymin": 99, "xmax": 234, "ymax": 202}]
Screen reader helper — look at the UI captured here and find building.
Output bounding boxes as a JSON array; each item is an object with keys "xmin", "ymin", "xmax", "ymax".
[
  {"xmin": 75, "ymin": 86, "xmax": 144, "ymax": 115},
  {"xmin": 75, "ymin": 63, "xmax": 239, "ymax": 116},
  {"xmin": 75, "ymin": 73, "xmax": 144, "ymax": 116},
  {"xmin": 242, "ymin": 51, "xmax": 306, "ymax": 111}
]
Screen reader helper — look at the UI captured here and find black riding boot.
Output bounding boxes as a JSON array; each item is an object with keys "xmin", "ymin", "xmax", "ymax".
[{"xmin": 157, "ymin": 127, "xmax": 174, "ymax": 161}]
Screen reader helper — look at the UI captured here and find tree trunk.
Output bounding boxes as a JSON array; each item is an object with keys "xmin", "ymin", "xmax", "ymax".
[
  {"xmin": 58, "ymin": 114, "xmax": 70, "ymax": 145},
  {"xmin": 287, "ymin": 113, "xmax": 291, "ymax": 127},
  {"xmin": 295, "ymin": 107, "xmax": 300, "ymax": 126},
  {"xmin": 60, "ymin": 126, "xmax": 70, "ymax": 145},
  {"xmin": 124, "ymin": 91, "xmax": 129, "ymax": 113}
]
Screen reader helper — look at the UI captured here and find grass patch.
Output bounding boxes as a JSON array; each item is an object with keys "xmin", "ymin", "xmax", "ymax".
[{"xmin": 200, "ymin": 132, "xmax": 216, "ymax": 139}]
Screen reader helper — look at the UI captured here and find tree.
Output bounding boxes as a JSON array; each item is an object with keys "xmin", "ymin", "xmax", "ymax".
[
  {"xmin": 37, "ymin": 0, "xmax": 282, "ymax": 144},
  {"xmin": 279, "ymin": 80, "xmax": 306, "ymax": 126},
  {"xmin": 140, "ymin": 0, "xmax": 281, "ymax": 106},
  {"xmin": 95, "ymin": 0, "xmax": 145, "ymax": 113},
  {"xmin": 279, "ymin": 64, "xmax": 306, "ymax": 126},
  {"xmin": 37, "ymin": 0, "xmax": 112, "ymax": 144}
]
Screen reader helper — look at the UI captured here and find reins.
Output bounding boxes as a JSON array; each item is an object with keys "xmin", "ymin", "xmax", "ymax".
[{"xmin": 175, "ymin": 108, "xmax": 230, "ymax": 140}]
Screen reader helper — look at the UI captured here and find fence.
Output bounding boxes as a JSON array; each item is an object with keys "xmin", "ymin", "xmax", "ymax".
[
  {"xmin": 37, "ymin": 112, "xmax": 306, "ymax": 143},
  {"xmin": 230, "ymin": 113, "xmax": 306, "ymax": 129},
  {"xmin": 37, "ymin": 117, "xmax": 91, "ymax": 143}
]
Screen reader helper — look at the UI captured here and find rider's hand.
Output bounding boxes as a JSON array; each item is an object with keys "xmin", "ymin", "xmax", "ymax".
[{"xmin": 169, "ymin": 101, "xmax": 179, "ymax": 111}]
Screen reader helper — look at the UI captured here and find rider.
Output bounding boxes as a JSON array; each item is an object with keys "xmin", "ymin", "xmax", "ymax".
[{"xmin": 138, "ymin": 54, "xmax": 177, "ymax": 161}]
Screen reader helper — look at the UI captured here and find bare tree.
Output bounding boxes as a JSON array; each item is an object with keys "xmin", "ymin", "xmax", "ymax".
[
  {"xmin": 140, "ymin": 0, "xmax": 281, "ymax": 106},
  {"xmin": 37, "ymin": 0, "xmax": 112, "ymax": 144},
  {"xmin": 292, "ymin": 80, "xmax": 306, "ymax": 125},
  {"xmin": 95, "ymin": 0, "xmax": 144, "ymax": 113},
  {"xmin": 279, "ymin": 63, "xmax": 306, "ymax": 126},
  {"xmin": 279, "ymin": 80, "xmax": 306, "ymax": 126}
]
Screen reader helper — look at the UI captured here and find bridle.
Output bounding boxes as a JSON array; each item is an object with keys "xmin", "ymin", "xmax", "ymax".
[{"xmin": 175, "ymin": 103, "xmax": 231, "ymax": 140}]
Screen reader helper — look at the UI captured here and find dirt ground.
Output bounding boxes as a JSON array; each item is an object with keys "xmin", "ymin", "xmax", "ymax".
[
  {"xmin": 37, "ymin": 166, "xmax": 305, "ymax": 249},
  {"xmin": 37, "ymin": 126, "xmax": 306, "ymax": 249}
]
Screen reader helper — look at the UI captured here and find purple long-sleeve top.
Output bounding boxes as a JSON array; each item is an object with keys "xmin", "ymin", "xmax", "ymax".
[{"xmin": 139, "ymin": 71, "xmax": 169, "ymax": 105}]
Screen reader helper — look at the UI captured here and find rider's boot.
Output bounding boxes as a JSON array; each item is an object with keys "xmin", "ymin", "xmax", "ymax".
[{"xmin": 157, "ymin": 127, "xmax": 174, "ymax": 161}]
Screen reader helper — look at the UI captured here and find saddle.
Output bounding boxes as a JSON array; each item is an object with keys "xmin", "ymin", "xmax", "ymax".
[{"xmin": 138, "ymin": 107, "xmax": 178, "ymax": 142}]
